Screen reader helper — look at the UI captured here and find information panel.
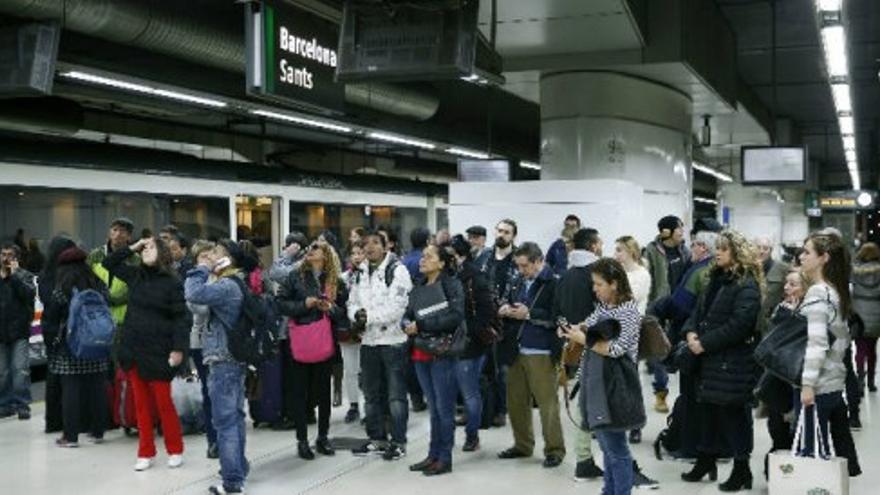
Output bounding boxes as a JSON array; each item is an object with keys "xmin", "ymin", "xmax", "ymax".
[
  {"xmin": 246, "ymin": 0, "xmax": 345, "ymax": 113},
  {"xmin": 741, "ymin": 146, "xmax": 807, "ymax": 185},
  {"xmin": 458, "ymin": 160, "xmax": 510, "ymax": 182}
]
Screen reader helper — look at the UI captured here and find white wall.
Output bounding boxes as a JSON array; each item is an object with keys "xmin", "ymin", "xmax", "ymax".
[
  {"xmin": 719, "ymin": 183, "xmax": 784, "ymax": 248},
  {"xmin": 450, "ymin": 179, "xmax": 658, "ymax": 256}
]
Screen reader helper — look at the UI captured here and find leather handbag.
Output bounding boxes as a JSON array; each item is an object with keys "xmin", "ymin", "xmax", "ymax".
[
  {"xmin": 411, "ymin": 280, "xmax": 469, "ymax": 358},
  {"xmin": 755, "ymin": 298, "xmax": 830, "ymax": 386},
  {"xmin": 638, "ymin": 315, "xmax": 672, "ymax": 361}
]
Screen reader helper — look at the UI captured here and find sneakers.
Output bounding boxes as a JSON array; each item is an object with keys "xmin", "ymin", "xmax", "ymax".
[
  {"xmin": 653, "ymin": 391, "xmax": 669, "ymax": 413},
  {"xmin": 168, "ymin": 454, "xmax": 184, "ymax": 468},
  {"xmin": 351, "ymin": 441, "xmax": 385, "ymax": 456},
  {"xmin": 574, "ymin": 458, "xmax": 604, "ymax": 482},
  {"xmin": 344, "ymin": 406, "xmax": 361, "ymax": 424},
  {"xmin": 208, "ymin": 485, "xmax": 243, "ymax": 494},
  {"xmin": 849, "ymin": 415, "xmax": 862, "ymax": 431},
  {"xmin": 134, "ymin": 457, "xmax": 154, "ymax": 471},
  {"xmin": 55, "ymin": 438, "xmax": 79, "ymax": 448},
  {"xmin": 382, "ymin": 443, "xmax": 406, "ymax": 461},
  {"xmin": 633, "ymin": 462, "xmax": 660, "ymax": 490}
]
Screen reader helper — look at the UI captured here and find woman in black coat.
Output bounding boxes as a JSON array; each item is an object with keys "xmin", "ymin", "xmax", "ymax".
[
  {"xmin": 680, "ymin": 229, "xmax": 764, "ymax": 492},
  {"xmin": 276, "ymin": 241, "xmax": 348, "ymax": 460},
  {"xmin": 448, "ymin": 235, "xmax": 495, "ymax": 451},
  {"xmin": 404, "ymin": 244, "xmax": 466, "ymax": 477},
  {"xmin": 103, "ymin": 237, "xmax": 189, "ymax": 471}
]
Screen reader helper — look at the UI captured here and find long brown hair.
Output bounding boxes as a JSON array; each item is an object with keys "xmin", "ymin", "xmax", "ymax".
[
  {"xmin": 150, "ymin": 237, "xmax": 177, "ymax": 278},
  {"xmin": 300, "ymin": 242, "xmax": 341, "ymax": 300},
  {"xmin": 714, "ymin": 229, "xmax": 767, "ymax": 301},
  {"xmin": 806, "ymin": 231, "xmax": 852, "ymax": 317},
  {"xmin": 591, "ymin": 258, "xmax": 633, "ymax": 304}
]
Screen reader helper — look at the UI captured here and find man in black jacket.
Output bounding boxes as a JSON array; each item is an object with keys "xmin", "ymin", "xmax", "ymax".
[
  {"xmin": 553, "ymin": 228, "xmax": 602, "ymax": 480},
  {"xmin": 497, "ymin": 242, "xmax": 565, "ymax": 468},
  {"xmin": 0, "ymin": 244, "xmax": 36, "ymax": 420}
]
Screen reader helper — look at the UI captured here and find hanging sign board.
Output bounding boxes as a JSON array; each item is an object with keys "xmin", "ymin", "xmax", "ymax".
[{"xmin": 246, "ymin": 0, "xmax": 345, "ymax": 114}]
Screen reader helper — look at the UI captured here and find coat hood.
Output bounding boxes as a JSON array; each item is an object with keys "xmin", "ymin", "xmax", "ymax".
[{"xmin": 853, "ymin": 262, "xmax": 880, "ymax": 289}]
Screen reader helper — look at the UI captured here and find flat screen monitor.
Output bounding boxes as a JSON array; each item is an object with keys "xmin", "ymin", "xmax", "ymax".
[
  {"xmin": 741, "ymin": 146, "xmax": 807, "ymax": 184},
  {"xmin": 458, "ymin": 159, "xmax": 510, "ymax": 182}
]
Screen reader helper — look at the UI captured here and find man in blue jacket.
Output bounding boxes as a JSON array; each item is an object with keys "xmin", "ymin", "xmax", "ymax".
[{"xmin": 545, "ymin": 214, "xmax": 581, "ymax": 276}]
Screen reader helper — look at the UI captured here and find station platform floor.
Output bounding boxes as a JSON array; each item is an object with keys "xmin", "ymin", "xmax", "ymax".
[{"xmin": 1, "ymin": 370, "xmax": 876, "ymax": 495}]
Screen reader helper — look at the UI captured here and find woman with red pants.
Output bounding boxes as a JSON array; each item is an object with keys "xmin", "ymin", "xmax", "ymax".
[{"xmin": 103, "ymin": 237, "xmax": 189, "ymax": 471}]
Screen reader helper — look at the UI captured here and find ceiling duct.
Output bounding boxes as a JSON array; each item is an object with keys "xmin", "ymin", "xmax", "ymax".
[{"xmin": 0, "ymin": 0, "xmax": 440, "ymax": 121}]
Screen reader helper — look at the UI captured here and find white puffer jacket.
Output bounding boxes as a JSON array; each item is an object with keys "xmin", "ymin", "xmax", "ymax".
[{"xmin": 347, "ymin": 253, "xmax": 413, "ymax": 347}]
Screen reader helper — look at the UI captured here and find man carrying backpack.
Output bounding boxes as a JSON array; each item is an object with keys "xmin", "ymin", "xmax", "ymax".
[
  {"xmin": 348, "ymin": 229, "xmax": 413, "ymax": 461},
  {"xmin": 184, "ymin": 240, "xmax": 248, "ymax": 495}
]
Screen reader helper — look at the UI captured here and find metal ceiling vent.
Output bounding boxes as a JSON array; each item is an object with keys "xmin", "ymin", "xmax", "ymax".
[{"xmin": 0, "ymin": 0, "xmax": 440, "ymax": 121}]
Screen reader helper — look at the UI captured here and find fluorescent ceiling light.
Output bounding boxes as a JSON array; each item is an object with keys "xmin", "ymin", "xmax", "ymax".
[
  {"xmin": 816, "ymin": 0, "xmax": 842, "ymax": 11},
  {"xmin": 446, "ymin": 147, "xmax": 491, "ymax": 159},
  {"xmin": 842, "ymin": 135, "xmax": 856, "ymax": 150},
  {"xmin": 831, "ymin": 84, "xmax": 851, "ymax": 112},
  {"xmin": 692, "ymin": 162, "xmax": 733, "ymax": 183},
  {"xmin": 847, "ymin": 161, "xmax": 859, "ymax": 171},
  {"xmin": 520, "ymin": 161, "xmax": 542, "ymax": 171},
  {"xmin": 60, "ymin": 70, "xmax": 227, "ymax": 108},
  {"xmin": 250, "ymin": 109, "xmax": 352, "ymax": 133},
  {"xmin": 821, "ymin": 26, "xmax": 848, "ymax": 77},
  {"xmin": 367, "ymin": 132, "xmax": 436, "ymax": 150},
  {"xmin": 845, "ymin": 150, "xmax": 857, "ymax": 162},
  {"xmin": 694, "ymin": 197, "xmax": 719, "ymax": 205},
  {"xmin": 839, "ymin": 116, "xmax": 854, "ymax": 134}
]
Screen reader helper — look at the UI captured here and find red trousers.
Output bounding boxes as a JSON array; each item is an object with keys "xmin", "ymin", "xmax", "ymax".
[{"xmin": 129, "ymin": 366, "xmax": 184, "ymax": 458}]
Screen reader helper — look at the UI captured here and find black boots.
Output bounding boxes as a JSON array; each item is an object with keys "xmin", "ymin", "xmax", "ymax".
[
  {"xmin": 719, "ymin": 459, "xmax": 753, "ymax": 492},
  {"xmin": 298, "ymin": 440, "xmax": 315, "ymax": 460},
  {"xmin": 681, "ymin": 455, "xmax": 717, "ymax": 482}
]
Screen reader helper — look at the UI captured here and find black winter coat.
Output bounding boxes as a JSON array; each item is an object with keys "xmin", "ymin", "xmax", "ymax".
[
  {"xmin": 405, "ymin": 273, "xmax": 466, "ymax": 337},
  {"xmin": 683, "ymin": 269, "xmax": 762, "ymax": 406},
  {"xmin": 553, "ymin": 264, "xmax": 595, "ymax": 326},
  {"xmin": 103, "ymin": 247, "xmax": 190, "ymax": 382},
  {"xmin": 276, "ymin": 269, "xmax": 349, "ymax": 331},
  {"xmin": 498, "ymin": 266, "xmax": 559, "ymax": 366},
  {"xmin": 0, "ymin": 270, "xmax": 36, "ymax": 343},
  {"xmin": 458, "ymin": 261, "xmax": 494, "ymax": 360}
]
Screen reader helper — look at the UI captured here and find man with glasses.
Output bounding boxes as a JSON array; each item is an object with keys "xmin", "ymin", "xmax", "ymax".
[{"xmin": 0, "ymin": 244, "xmax": 36, "ymax": 420}]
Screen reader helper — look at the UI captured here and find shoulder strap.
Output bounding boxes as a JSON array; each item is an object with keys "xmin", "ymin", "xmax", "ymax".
[{"xmin": 515, "ymin": 283, "xmax": 547, "ymax": 343}]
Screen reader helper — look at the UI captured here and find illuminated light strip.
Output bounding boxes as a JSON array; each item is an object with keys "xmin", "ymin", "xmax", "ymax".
[
  {"xmin": 446, "ymin": 147, "xmax": 491, "ymax": 159},
  {"xmin": 60, "ymin": 71, "xmax": 228, "ymax": 108},
  {"xmin": 251, "ymin": 109, "xmax": 352, "ymax": 133},
  {"xmin": 831, "ymin": 83, "xmax": 851, "ymax": 112},
  {"xmin": 816, "ymin": 0, "xmax": 842, "ymax": 12},
  {"xmin": 367, "ymin": 132, "xmax": 436, "ymax": 150},
  {"xmin": 520, "ymin": 161, "xmax": 542, "ymax": 171},
  {"xmin": 694, "ymin": 197, "xmax": 719, "ymax": 205},
  {"xmin": 692, "ymin": 162, "xmax": 733, "ymax": 183}
]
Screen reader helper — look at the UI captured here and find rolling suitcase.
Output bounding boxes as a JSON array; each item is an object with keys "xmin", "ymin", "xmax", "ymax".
[{"xmin": 247, "ymin": 354, "xmax": 283, "ymax": 428}]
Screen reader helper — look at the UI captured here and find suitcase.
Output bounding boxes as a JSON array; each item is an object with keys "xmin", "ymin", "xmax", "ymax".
[
  {"xmin": 247, "ymin": 354, "xmax": 283, "ymax": 428},
  {"xmin": 112, "ymin": 368, "xmax": 159, "ymax": 436}
]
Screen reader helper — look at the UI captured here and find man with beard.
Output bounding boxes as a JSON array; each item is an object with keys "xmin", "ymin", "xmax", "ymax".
[
  {"xmin": 545, "ymin": 215, "xmax": 581, "ymax": 276},
  {"xmin": 484, "ymin": 219, "xmax": 519, "ymax": 427}
]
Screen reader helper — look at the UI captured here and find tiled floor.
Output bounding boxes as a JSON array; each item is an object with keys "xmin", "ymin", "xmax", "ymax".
[{"xmin": 1, "ymin": 370, "xmax": 875, "ymax": 494}]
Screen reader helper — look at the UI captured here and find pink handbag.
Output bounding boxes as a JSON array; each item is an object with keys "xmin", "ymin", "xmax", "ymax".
[{"xmin": 288, "ymin": 314, "xmax": 335, "ymax": 364}]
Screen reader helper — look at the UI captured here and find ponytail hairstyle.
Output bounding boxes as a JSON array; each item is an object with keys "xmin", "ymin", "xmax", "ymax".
[{"xmin": 806, "ymin": 231, "xmax": 852, "ymax": 317}]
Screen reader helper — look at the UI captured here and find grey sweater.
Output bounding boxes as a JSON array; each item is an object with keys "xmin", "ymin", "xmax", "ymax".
[{"xmin": 800, "ymin": 283, "xmax": 849, "ymax": 395}]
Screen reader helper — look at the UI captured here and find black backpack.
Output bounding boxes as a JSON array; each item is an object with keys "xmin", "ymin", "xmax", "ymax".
[{"xmin": 216, "ymin": 276, "xmax": 281, "ymax": 367}]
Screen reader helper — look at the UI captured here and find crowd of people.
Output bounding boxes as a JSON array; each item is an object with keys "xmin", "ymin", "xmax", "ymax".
[{"xmin": 0, "ymin": 212, "xmax": 877, "ymax": 495}]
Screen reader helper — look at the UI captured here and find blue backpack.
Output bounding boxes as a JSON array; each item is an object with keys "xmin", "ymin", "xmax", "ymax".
[{"xmin": 66, "ymin": 288, "xmax": 116, "ymax": 360}]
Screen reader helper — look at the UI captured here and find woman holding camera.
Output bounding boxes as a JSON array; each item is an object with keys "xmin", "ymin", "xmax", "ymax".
[{"xmin": 277, "ymin": 241, "xmax": 348, "ymax": 460}]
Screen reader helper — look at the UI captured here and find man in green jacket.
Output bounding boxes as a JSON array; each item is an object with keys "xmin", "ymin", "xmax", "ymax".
[
  {"xmin": 755, "ymin": 237, "xmax": 789, "ymax": 336},
  {"xmin": 87, "ymin": 217, "xmax": 140, "ymax": 326}
]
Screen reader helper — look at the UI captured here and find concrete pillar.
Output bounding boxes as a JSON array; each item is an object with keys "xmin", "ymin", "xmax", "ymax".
[
  {"xmin": 719, "ymin": 183, "xmax": 785, "ymax": 247},
  {"xmin": 540, "ymin": 71, "xmax": 693, "ymax": 235}
]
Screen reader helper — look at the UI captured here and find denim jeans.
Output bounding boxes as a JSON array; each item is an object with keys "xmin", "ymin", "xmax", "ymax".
[
  {"xmin": 647, "ymin": 358, "xmax": 668, "ymax": 393},
  {"xmin": 415, "ymin": 358, "xmax": 457, "ymax": 464},
  {"xmin": 0, "ymin": 339, "xmax": 30, "ymax": 413},
  {"xmin": 361, "ymin": 343, "xmax": 409, "ymax": 445},
  {"xmin": 454, "ymin": 355, "xmax": 486, "ymax": 437},
  {"xmin": 209, "ymin": 362, "xmax": 248, "ymax": 491},
  {"xmin": 190, "ymin": 350, "xmax": 217, "ymax": 446},
  {"xmin": 595, "ymin": 430, "xmax": 634, "ymax": 495}
]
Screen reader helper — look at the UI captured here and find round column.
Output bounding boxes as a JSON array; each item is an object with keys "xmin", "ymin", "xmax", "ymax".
[{"xmin": 540, "ymin": 71, "xmax": 694, "ymax": 230}]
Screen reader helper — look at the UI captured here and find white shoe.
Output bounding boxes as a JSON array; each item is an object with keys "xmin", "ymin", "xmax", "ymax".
[
  {"xmin": 134, "ymin": 457, "xmax": 153, "ymax": 471},
  {"xmin": 168, "ymin": 454, "xmax": 184, "ymax": 468}
]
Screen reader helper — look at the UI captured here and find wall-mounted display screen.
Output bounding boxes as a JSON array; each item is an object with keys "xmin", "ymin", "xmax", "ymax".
[{"xmin": 741, "ymin": 146, "xmax": 807, "ymax": 184}]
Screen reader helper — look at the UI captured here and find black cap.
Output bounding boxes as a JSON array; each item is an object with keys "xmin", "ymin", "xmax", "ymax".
[
  {"xmin": 466, "ymin": 225, "xmax": 487, "ymax": 237},
  {"xmin": 110, "ymin": 217, "xmax": 134, "ymax": 234},
  {"xmin": 285, "ymin": 231, "xmax": 308, "ymax": 249},
  {"xmin": 657, "ymin": 215, "xmax": 683, "ymax": 233},
  {"xmin": 692, "ymin": 217, "xmax": 722, "ymax": 234}
]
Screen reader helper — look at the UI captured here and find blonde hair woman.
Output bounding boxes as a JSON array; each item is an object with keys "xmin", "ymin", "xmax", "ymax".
[
  {"xmin": 681, "ymin": 230, "xmax": 764, "ymax": 492},
  {"xmin": 614, "ymin": 236, "xmax": 651, "ymax": 315}
]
